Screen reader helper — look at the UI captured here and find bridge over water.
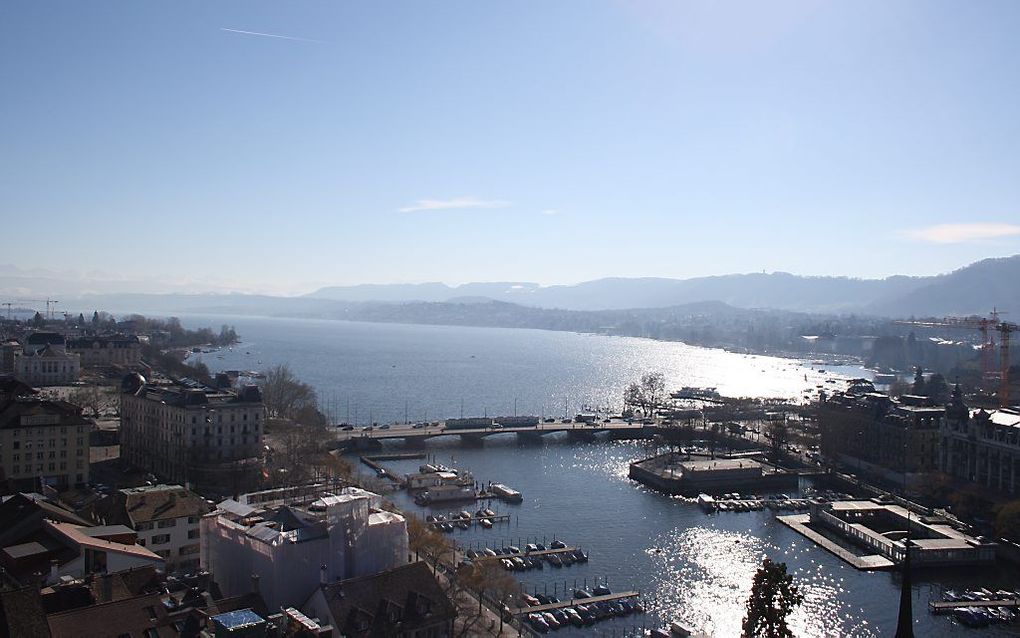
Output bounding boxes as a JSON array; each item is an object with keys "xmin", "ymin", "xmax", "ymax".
[{"xmin": 335, "ymin": 421, "xmax": 657, "ymax": 448}]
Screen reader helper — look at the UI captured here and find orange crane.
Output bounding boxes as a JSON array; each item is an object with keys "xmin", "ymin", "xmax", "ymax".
[{"xmin": 896, "ymin": 311, "xmax": 1017, "ymax": 407}]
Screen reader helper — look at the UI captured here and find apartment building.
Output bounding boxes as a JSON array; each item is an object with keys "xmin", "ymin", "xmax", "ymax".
[
  {"xmin": 67, "ymin": 334, "xmax": 142, "ymax": 369},
  {"xmin": 119, "ymin": 374, "xmax": 264, "ymax": 495},
  {"xmin": 91, "ymin": 484, "xmax": 212, "ymax": 574},
  {"xmin": 940, "ymin": 384, "xmax": 1020, "ymax": 494},
  {"xmin": 0, "ymin": 395, "xmax": 91, "ymax": 490}
]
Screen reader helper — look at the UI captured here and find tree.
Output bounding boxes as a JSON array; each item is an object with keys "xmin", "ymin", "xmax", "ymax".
[
  {"xmin": 32, "ymin": 312, "xmax": 45, "ymax": 327},
  {"xmin": 743, "ymin": 558, "xmax": 804, "ymax": 638},
  {"xmin": 641, "ymin": 372, "xmax": 666, "ymax": 413},
  {"xmin": 260, "ymin": 364, "xmax": 320, "ymax": 421},
  {"xmin": 766, "ymin": 416, "xmax": 789, "ymax": 462},
  {"xmin": 67, "ymin": 385, "xmax": 111, "ymax": 419},
  {"xmin": 926, "ymin": 373, "xmax": 949, "ymax": 404},
  {"xmin": 77, "ymin": 313, "xmax": 85, "ymax": 326},
  {"xmin": 911, "ymin": 367, "xmax": 926, "ymax": 396},
  {"xmin": 455, "ymin": 558, "xmax": 520, "ymax": 635},
  {"xmin": 91, "ymin": 310, "xmax": 100, "ymax": 326},
  {"xmin": 996, "ymin": 501, "xmax": 1020, "ymax": 541}
]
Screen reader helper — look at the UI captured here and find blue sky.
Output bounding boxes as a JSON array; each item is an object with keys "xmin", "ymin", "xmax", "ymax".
[{"xmin": 2, "ymin": 1, "xmax": 1019, "ymax": 294}]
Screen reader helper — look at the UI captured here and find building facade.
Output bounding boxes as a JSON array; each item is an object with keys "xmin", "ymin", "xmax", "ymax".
[
  {"xmin": 91, "ymin": 484, "xmax": 212, "ymax": 574},
  {"xmin": 940, "ymin": 384, "xmax": 1020, "ymax": 495},
  {"xmin": 67, "ymin": 334, "xmax": 142, "ymax": 369},
  {"xmin": 119, "ymin": 375, "xmax": 264, "ymax": 494},
  {"xmin": 15, "ymin": 346, "xmax": 80, "ymax": 387},
  {"xmin": 201, "ymin": 487, "xmax": 409, "ymax": 611},
  {"xmin": 819, "ymin": 391, "xmax": 943, "ymax": 483},
  {"xmin": 0, "ymin": 396, "xmax": 91, "ymax": 490}
]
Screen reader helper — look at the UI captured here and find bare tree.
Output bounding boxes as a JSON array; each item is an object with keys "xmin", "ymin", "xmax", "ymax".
[
  {"xmin": 260, "ymin": 364, "xmax": 319, "ymax": 421},
  {"xmin": 67, "ymin": 385, "xmax": 112, "ymax": 419}
]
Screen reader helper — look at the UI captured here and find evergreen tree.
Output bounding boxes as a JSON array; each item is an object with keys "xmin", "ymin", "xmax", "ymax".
[
  {"xmin": 31, "ymin": 311, "xmax": 45, "ymax": 328},
  {"xmin": 77, "ymin": 312, "xmax": 85, "ymax": 326},
  {"xmin": 911, "ymin": 367, "xmax": 926, "ymax": 396},
  {"xmin": 91, "ymin": 310, "xmax": 100, "ymax": 326},
  {"xmin": 743, "ymin": 558, "xmax": 804, "ymax": 638}
]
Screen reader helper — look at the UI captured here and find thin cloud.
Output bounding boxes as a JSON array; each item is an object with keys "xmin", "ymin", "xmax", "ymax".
[
  {"xmin": 398, "ymin": 197, "xmax": 511, "ymax": 213},
  {"xmin": 220, "ymin": 27, "xmax": 323, "ymax": 44},
  {"xmin": 541, "ymin": 209, "xmax": 559, "ymax": 216},
  {"xmin": 906, "ymin": 222, "xmax": 1020, "ymax": 244}
]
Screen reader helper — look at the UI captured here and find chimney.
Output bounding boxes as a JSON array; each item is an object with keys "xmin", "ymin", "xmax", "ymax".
[
  {"xmin": 49, "ymin": 559, "xmax": 58, "ymax": 584},
  {"xmin": 320, "ymin": 564, "xmax": 327, "ymax": 586},
  {"xmin": 251, "ymin": 573, "xmax": 260, "ymax": 594}
]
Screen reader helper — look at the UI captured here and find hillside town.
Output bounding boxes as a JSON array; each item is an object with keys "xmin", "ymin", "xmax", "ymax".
[
  {"xmin": 2, "ymin": 306, "xmax": 1020, "ymax": 636},
  {"xmin": 0, "ymin": 312, "xmax": 488, "ymax": 637}
]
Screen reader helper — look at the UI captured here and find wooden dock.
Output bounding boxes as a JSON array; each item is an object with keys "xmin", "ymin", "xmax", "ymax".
[
  {"xmin": 515, "ymin": 591, "xmax": 640, "ymax": 614},
  {"xmin": 929, "ymin": 599, "xmax": 1020, "ymax": 614}
]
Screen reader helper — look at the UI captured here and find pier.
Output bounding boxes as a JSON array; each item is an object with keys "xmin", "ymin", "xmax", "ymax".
[
  {"xmin": 427, "ymin": 513, "xmax": 511, "ymax": 528},
  {"xmin": 475, "ymin": 546, "xmax": 580, "ymax": 561},
  {"xmin": 777, "ymin": 514, "xmax": 895, "ymax": 570},
  {"xmin": 515, "ymin": 591, "xmax": 640, "ymax": 615},
  {"xmin": 929, "ymin": 599, "xmax": 1020, "ymax": 614}
]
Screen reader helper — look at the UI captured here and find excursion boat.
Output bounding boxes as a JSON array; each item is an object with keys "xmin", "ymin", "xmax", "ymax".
[
  {"xmin": 697, "ymin": 494, "xmax": 716, "ymax": 512},
  {"xmin": 491, "ymin": 483, "xmax": 524, "ymax": 503}
]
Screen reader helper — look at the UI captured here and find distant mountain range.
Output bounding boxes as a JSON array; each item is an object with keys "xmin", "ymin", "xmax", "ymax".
[
  {"xmin": 306, "ymin": 255, "xmax": 1020, "ymax": 317},
  {"xmin": 3, "ymin": 255, "xmax": 1019, "ymax": 319}
]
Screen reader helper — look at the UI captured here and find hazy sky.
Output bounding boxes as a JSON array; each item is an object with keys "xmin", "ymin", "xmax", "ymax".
[{"xmin": 3, "ymin": 1, "xmax": 1020, "ymax": 294}]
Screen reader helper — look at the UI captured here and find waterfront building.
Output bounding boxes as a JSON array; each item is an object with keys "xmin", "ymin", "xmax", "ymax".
[
  {"xmin": 808, "ymin": 499, "xmax": 996, "ymax": 567},
  {"xmin": 0, "ymin": 394, "xmax": 91, "ymax": 490},
  {"xmin": 90, "ymin": 484, "xmax": 212, "ymax": 573},
  {"xmin": 119, "ymin": 374, "xmax": 264, "ymax": 495},
  {"xmin": 940, "ymin": 384, "xmax": 1020, "ymax": 494},
  {"xmin": 200, "ymin": 486, "xmax": 409, "ymax": 611},
  {"xmin": 302, "ymin": 561, "xmax": 457, "ymax": 638},
  {"xmin": 67, "ymin": 333, "xmax": 142, "ymax": 369},
  {"xmin": 818, "ymin": 391, "xmax": 942, "ymax": 485},
  {"xmin": 629, "ymin": 451, "xmax": 797, "ymax": 495}
]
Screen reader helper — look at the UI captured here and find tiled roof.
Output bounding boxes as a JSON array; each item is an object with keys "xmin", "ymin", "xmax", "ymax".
[
  {"xmin": 320, "ymin": 561, "xmax": 456, "ymax": 637},
  {"xmin": 0, "ymin": 586, "xmax": 50, "ymax": 638},
  {"xmin": 45, "ymin": 522, "xmax": 163, "ymax": 562},
  {"xmin": 93, "ymin": 485, "xmax": 211, "ymax": 526}
]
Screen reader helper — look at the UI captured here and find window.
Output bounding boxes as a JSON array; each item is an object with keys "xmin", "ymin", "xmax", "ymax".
[
  {"xmin": 151, "ymin": 534, "xmax": 171, "ymax": 545},
  {"xmin": 11, "ymin": 441, "xmax": 18, "ymax": 450},
  {"xmin": 157, "ymin": 519, "xmax": 177, "ymax": 528},
  {"xmin": 188, "ymin": 529, "xmax": 199, "ymax": 539},
  {"xmin": 12, "ymin": 454, "xmax": 19, "ymax": 462}
]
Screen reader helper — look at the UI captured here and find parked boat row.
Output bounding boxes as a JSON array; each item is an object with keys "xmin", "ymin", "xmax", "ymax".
[
  {"xmin": 698, "ymin": 492, "xmax": 812, "ymax": 513},
  {"xmin": 524, "ymin": 589, "xmax": 642, "ymax": 632},
  {"xmin": 426, "ymin": 508, "xmax": 502, "ymax": 532},
  {"xmin": 951, "ymin": 606, "xmax": 1016, "ymax": 628}
]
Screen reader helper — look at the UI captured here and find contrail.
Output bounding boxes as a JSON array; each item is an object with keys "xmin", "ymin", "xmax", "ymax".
[{"xmin": 220, "ymin": 27, "xmax": 323, "ymax": 44}]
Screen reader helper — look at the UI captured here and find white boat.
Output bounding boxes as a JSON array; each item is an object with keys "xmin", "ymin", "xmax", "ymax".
[
  {"xmin": 697, "ymin": 494, "xmax": 716, "ymax": 512},
  {"xmin": 491, "ymin": 483, "xmax": 524, "ymax": 503}
]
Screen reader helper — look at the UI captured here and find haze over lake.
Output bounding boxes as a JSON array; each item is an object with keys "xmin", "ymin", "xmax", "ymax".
[{"xmin": 182, "ymin": 314, "xmax": 870, "ymax": 424}]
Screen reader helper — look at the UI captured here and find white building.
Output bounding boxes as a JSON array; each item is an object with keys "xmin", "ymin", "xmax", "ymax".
[
  {"xmin": 200, "ymin": 487, "xmax": 409, "ymax": 611},
  {"xmin": 91, "ymin": 484, "xmax": 212, "ymax": 574},
  {"xmin": 15, "ymin": 346, "xmax": 80, "ymax": 387}
]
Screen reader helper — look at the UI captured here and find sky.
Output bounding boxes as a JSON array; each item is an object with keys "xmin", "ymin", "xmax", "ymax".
[{"xmin": 2, "ymin": 1, "xmax": 1020, "ymax": 295}]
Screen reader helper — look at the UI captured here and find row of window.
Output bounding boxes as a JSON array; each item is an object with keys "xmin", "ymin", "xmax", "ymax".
[
  {"xmin": 12, "ymin": 448, "xmax": 84, "ymax": 462},
  {"xmin": 10, "ymin": 460, "xmax": 84, "ymax": 474},
  {"xmin": 10, "ymin": 426, "xmax": 86, "ymax": 438}
]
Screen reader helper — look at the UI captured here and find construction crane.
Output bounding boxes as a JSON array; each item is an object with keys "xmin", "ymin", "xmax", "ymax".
[
  {"xmin": 12, "ymin": 298, "xmax": 60, "ymax": 319},
  {"xmin": 896, "ymin": 311, "xmax": 1017, "ymax": 408}
]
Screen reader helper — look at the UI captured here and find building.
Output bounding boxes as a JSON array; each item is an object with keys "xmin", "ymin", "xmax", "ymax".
[
  {"xmin": 302, "ymin": 561, "xmax": 457, "ymax": 638},
  {"xmin": 67, "ymin": 334, "xmax": 142, "ymax": 369},
  {"xmin": 808, "ymin": 499, "xmax": 996, "ymax": 567},
  {"xmin": 0, "ymin": 494, "xmax": 164, "ymax": 585},
  {"xmin": 91, "ymin": 484, "xmax": 212, "ymax": 574},
  {"xmin": 14, "ymin": 346, "xmax": 80, "ymax": 387},
  {"xmin": 201, "ymin": 487, "xmax": 409, "ymax": 611},
  {"xmin": 0, "ymin": 564, "xmax": 327, "ymax": 638},
  {"xmin": 119, "ymin": 375, "xmax": 265, "ymax": 495},
  {"xmin": 818, "ymin": 391, "xmax": 943, "ymax": 485},
  {"xmin": 940, "ymin": 384, "xmax": 1020, "ymax": 495},
  {"xmin": 0, "ymin": 395, "xmax": 91, "ymax": 490},
  {"xmin": 0, "ymin": 340, "xmax": 21, "ymax": 375}
]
